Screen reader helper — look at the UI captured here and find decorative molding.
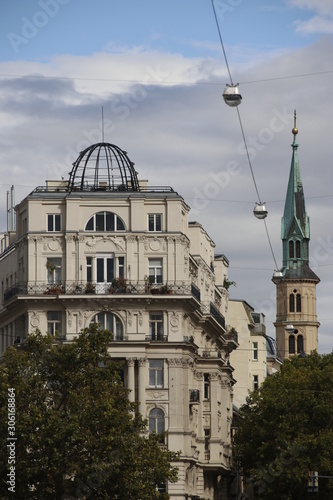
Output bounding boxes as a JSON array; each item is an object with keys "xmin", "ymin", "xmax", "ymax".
[
  {"xmin": 127, "ymin": 358, "xmax": 136, "ymax": 367},
  {"xmin": 170, "ymin": 312, "xmax": 179, "ymax": 332},
  {"xmin": 30, "ymin": 312, "xmax": 40, "ymax": 328},
  {"xmin": 138, "ymin": 357, "xmax": 147, "ymax": 367}
]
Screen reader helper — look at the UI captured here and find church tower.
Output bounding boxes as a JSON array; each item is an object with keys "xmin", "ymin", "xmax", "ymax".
[{"xmin": 272, "ymin": 112, "xmax": 320, "ymax": 360}]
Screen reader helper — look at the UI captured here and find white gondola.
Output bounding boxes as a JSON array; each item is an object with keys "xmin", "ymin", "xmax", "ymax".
[
  {"xmin": 253, "ymin": 202, "xmax": 268, "ymax": 219},
  {"xmin": 285, "ymin": 324, "xmax": 295, "ymax": 334},
  {"xmin": 223, "ymin": 83, "xmax": 242, "ymax": 107},
  {"xmin": 272, "ymin": 270, "xmax": 283, "ymax": 279}
]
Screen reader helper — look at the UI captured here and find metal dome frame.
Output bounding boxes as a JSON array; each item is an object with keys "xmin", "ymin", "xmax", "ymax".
[{"xmin": 67, "ymin": 142, "xmax": 140, "ymax": 192}]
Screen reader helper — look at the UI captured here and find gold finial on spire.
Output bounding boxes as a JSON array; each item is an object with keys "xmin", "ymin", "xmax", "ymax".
[{"xmin": 292, "ymin": 109, "xmax": 298, "ymax": 135}]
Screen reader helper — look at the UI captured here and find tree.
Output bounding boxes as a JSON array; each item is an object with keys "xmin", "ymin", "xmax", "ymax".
[
  {"xmin": 234, "ymin": 352, "xmax": 333, "ymax": 499},
  {"xmin": 0, "ymin": 326, "xmax": 179, "ymax": 499}
]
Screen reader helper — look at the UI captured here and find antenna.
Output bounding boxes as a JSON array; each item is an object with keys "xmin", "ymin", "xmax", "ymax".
[{"xmin": 101, "ymin": 106, "xmax": 105, "ymax": 142}]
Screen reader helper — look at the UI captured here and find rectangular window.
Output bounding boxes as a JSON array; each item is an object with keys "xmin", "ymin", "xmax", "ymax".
[
  {"xmin": 204, "ymin": 373, "xmax": 210, "ymax": 400},
  {"xmin": 47, "ymin": 311, "xmax": 62, "ymax": 336},
  {"xmin": 253, "ymin": 375, "xmax": 259, "ymax": 390},
  {"xmin": 148, "ymin": 214, "xmax": 162, "ymax": 232},
  {"xmin": 148, "ymin": 258, "xmax": 163, "ymax": 284},
  {"xmin": 149, "ymin": 359, "xmax": 164, "ymax": 387},
  {"xmin": 47, "ymin": 258, "xmax": 62, "ymax": 284},
  {"xmin": 149, "ymin": 313, "xmax": 163, "ymax": 340},
  {"xmin": 47, "ymin": 214, "xmax": 61, "ymax": 232},
  {"xmin": 86, "ymin": 255, "xmax": 125, "ymax": 283},
  {"xmin": 252, "ymin": 342, "xmax": 258, "ymax": 361},
  {"xmin": 204, "ymin": 428, "xmax": 210, "ymax": 450}
]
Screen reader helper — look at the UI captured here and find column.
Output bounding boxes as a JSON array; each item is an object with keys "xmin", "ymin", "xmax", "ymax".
[
  {"xmin": 138, "ymin": 357, "xmax": 147, "ymax": 417},
  {"xmin": 127, "ymin": 358, "xmax": 136, "ymax": 403}
]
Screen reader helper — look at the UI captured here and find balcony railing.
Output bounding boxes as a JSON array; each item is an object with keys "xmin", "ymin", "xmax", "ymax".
[
  {"xmin": 145, "ymin": 335, "xmax": 168, "ymax": 342},
  {"xmin": 200, "ymin": 301, "xmax": 226, "ymax": 330},
  {"xmin": 3, "ymin": 280, "xmax": 202, "ymax": 302}
]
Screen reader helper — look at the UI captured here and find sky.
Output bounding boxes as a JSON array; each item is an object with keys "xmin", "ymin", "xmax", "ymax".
[{"xmin": 0, "ymin": 0, "xmax": 332, "ymax": 353}]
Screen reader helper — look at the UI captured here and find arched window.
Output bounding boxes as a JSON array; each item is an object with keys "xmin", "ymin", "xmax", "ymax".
[
  {"xmin": 297, "ymin": 335, "xmax": 304, "ymax": 354},
  {"xmin": 289, "ymin": 240, "xmax": 294, "ymax": 259},
  {"xmin": 92, "ymin": 312, "xmax": 123, "ymax": 340},
  {"xmin": 296, "ymin": 240, "xmax": 301, "ymax": 258},
  {"xmin": 296, "ymin": 294, "xmax": 302, "ymax": 312},
  {"xmin": 149, "ymin": 408, "xmax": 165, "ymax": 442},
  {"xmin": 85, "ymin": 211, "xmax": 125, "ymax": 232},
  {"xmin": 289, "ymin": 335, "xmax": 295, "ymax": 354},
  {"xmin": 289, "ymin": 294, "xmax": 295, "ymax": 312}
]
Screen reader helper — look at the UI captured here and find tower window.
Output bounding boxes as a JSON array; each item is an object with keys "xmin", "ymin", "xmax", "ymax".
[
  {"xmin": 289, "ymin": 335, "xmax": 295, "ymax": 354},
  {"xmin": 289, "ymin": 294, "xmax": 295, "ymax": 312},
  {"xmin": 296, "ymin": 294, "xmax": 301, "ymax": 312},
  {"xmin": 296, "ymin": 240, "xmax": 301, "ymax": 258},
  {"xmin": 289, "ymin": 240, "xmax": 294, "ymax": 259},
  {"xmin": 297, "ymin": 334, "xmax": 304, "ymax": 353},
  {"xmin": 253, "ymin": 375, "xmax": 259, "ymax": 390}
]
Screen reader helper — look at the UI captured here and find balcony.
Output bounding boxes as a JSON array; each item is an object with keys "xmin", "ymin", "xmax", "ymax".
[
  {"xmin": 3, "ymin": 280, "xmax": 202, "ymax": 302},
  {"xmin": 145, "ymin": 334, "xmax": 168, "ymax": 342},
  {"xmin": 200, "ymin": 301, "xmax": 226, "ymax": 330}
]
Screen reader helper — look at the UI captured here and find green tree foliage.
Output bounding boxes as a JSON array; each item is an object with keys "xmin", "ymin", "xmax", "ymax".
[
  {"xmin": 0, "ymin": 326, "xmax": 179, "ymax": 499},
  {"xmin": 234, "ymin": 352, "xmax": 333, "ymax": 499}
]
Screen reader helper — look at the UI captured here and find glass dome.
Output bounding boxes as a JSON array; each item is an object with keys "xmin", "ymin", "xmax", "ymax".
[{"xmin": 68, "ymin": 142, "xmax": 139, "ymax": 192}]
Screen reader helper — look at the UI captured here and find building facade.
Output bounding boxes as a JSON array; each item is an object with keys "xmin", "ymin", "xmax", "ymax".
[
  {"xmin": 0, "ymin": 142, "xmax": 239, "ymax": 499},
  {"xmin": 228, "ymin": 300, "xmax": 281, "ymax": 411},
  {"xmin": 272, "ymin": 118, "xmax": 320, "ymax": 360}
]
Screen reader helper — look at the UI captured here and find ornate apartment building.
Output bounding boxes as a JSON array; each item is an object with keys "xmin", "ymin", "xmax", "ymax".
[{"xmin": 0, "ymin": 142, "xmax": 239, "ymax": 499}]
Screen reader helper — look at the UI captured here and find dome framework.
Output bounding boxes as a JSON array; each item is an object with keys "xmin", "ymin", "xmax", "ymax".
[{"xmin": 68, "ymin": 143, "xmax": 140, "ymax": 192}]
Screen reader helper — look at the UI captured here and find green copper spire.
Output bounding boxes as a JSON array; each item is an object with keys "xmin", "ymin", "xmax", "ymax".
[{"xmin": 280, "ymin": 111, "xmax": 316, "ymax": 278}]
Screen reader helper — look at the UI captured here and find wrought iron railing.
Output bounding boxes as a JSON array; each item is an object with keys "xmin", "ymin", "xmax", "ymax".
[
  {"xmin": 200, "ymin": 302, "xmax": 226, "ymax": 330},
  {"xmin": 3, "ymin": 280, "xmax": 202, "ymax": 302}
]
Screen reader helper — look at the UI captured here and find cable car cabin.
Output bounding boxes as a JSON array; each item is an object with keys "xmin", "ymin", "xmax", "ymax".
[
  {"xmin": 253, "ymin": 202, "xmax": 268, "ymax": 219},
  {"xmin": 223, "ymin": 84, "xmax": 242, "ymax": 107}
]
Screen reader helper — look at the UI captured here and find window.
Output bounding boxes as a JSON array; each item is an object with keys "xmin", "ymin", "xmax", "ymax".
[
  {"xmin": 148, "ymin": 214, "xmax": 162, "ymax": 232},
  {"xmin": 296, "ymin": 240, "xmax": 301, "ymax": 258},
  {"xmin": 289, "ymin": 294, "xmax": 295, "ymax": 312},
  {"xmin": 252, "ymin": 342, "xmax": 258, "ymax": 361},
  {"xmin": 204, "ymin": 373, "xmax": 210, "ymax": 400},
  {"xmin": 47, "ymin": 214, "xmax": 61, "ymax": 232},
  {"xmin": 149, "ymin": 359, "xmax": 164, "ymax": 387},
  {"xmin": 253, "ymin": 375, "xmax": 259, "ymax": 390},
  {"xmin": 86, "ymin": 255, "xmax": 125, "ymax": 283},
  {"xmin": 149, "ymin": 313, "xmax": 163, "ymax": 340},
  {"xmin": 289, "ymin": 335, "xmax": 296, "ymax": 354},
  {"xmin": 47, "ymin": 311, "xmax": 62, "ymax": 336},
  {"xmin": 297, "ymin": 335, "xmax": 304, "ymax": 354},
  {"xmin": 148, "ymin": 258, "xmax": 163, "ymax": 284},
  {"xmin": 85, "ymin": 211, "xmax": 125, "ymax": 232},
  {"xmin": 289, "ymin": 240, "xmax": 294, "ymax": 259},
  {"xmin": 47, "ymin": 258, "xmax": 62, "ymax": 284},
  {"xmin": 92, "ymin": 312, "xmax": 123, "ymax": 340},
  {"xmin": 204, "ymin": 428, "xmax": 210, "ymax": 451},
  {"xmin": 149, "ymin": 408, "xmax": 165, "ymax": 439},
  {"xmin": 296, "ymin": 294, "xmax": 302, "ymax": 312}
]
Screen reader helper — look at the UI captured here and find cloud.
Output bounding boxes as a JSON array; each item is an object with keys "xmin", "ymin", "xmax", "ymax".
[{"xmin": 288, "ymin": 0, "xmax": 333, "ymax": 34}]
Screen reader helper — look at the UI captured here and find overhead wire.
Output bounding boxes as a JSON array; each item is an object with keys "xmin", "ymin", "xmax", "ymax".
[{"xmin": 210, "ymin": 0, "xmax": 279, "ymax": 271}]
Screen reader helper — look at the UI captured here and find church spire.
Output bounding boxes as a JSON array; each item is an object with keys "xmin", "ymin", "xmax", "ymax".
[
  {"xmin": 280, "ymin": 111, "xmax": 317, "ymax": 279},
  {"xmin": 273, "ymin": 111, "xmax": 320, "ymax": 360}
]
